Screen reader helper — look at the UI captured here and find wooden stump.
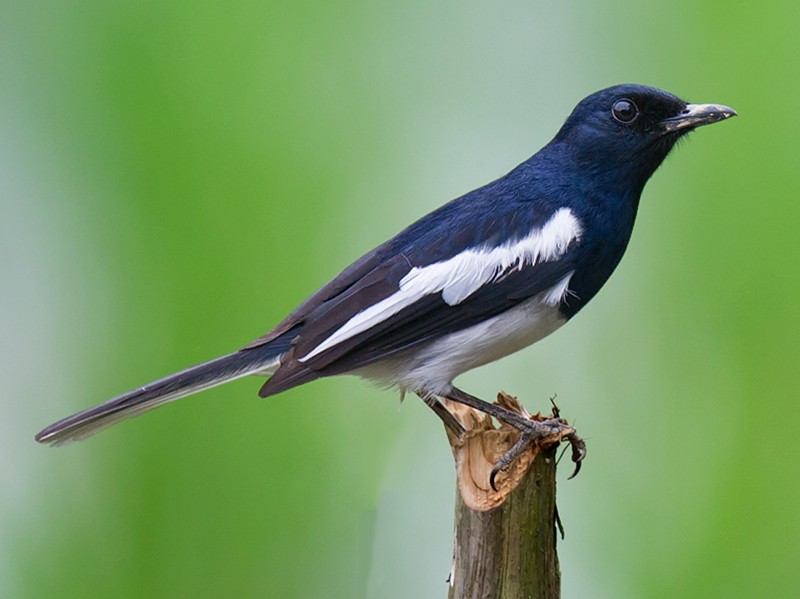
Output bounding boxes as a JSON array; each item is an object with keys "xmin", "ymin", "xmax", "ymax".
[{"xmin": 445, "ymin": 393, "xmax": 580, "ymax": 599}]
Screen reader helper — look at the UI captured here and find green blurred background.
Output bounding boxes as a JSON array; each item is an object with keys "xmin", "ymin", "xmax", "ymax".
[{"xmin": 3, "ymin": 1, "xmax": 798, "ymax": 597}]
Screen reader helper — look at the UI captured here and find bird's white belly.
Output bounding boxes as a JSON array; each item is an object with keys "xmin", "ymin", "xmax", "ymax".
[{"xmin": 356, "ymin": 292, "xmax": 567, "ymax": 396}]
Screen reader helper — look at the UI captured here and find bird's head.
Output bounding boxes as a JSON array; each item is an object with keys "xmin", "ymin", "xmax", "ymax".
[{"xmin": 553, "ymin": 84, "xmax": 736, "ymax": 191}]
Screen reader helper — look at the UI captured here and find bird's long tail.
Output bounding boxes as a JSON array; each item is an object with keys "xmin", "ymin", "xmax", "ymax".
[{"xmin": 35, "ymin": 346, "xmax": 283, "ymax": 447}]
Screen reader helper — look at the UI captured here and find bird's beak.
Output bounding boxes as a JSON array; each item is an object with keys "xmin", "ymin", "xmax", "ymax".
[{"xmin": 661, "ymin": 103, "xmax": 737, "ymax": 133}]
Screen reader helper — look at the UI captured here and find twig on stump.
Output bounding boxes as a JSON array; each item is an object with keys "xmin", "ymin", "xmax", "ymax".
[{"xmin": 444, "ymin": 392, "xmax": 582, "ymax": 599}]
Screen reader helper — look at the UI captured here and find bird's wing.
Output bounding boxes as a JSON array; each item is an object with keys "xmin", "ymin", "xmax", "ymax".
[
  {"xmin": 303, "ymin": 258, "xmax": 576, "ymax": 374},
  {"xmin": 244, "ymin": 179, "xmax": 520, "ymax": 350},
  {"xmin": 253, "ymin": 196, "xmax": 583, "ymax": 396}
]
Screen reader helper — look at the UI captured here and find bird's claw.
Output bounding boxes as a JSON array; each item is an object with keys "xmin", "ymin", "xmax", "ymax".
[
  {"xmin": 565, "ymin": 430, "xmax": 587, "ymax": 479},
  {"xmin": 489, "ymin": 432, "xmax": 533, "ymax": 491},
  {"xmin": 489, "ymin": 417, "xmax": 586, "ymax": 492}
]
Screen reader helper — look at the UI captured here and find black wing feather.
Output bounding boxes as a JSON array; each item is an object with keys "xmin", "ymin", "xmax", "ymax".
[{"xmin": 260, "ymin": 256, "xmax": 575, "ymax": 396}]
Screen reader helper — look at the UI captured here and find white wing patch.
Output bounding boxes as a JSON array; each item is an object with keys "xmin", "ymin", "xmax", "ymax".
[{"xmin": 299, "ymin": 208, "xmax": 582, "ymax": 362}]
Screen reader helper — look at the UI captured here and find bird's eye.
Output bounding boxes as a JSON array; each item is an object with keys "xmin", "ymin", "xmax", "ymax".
[{"xmin": 611, "ymin": 99, "xmax": 638, "ymax": 123}]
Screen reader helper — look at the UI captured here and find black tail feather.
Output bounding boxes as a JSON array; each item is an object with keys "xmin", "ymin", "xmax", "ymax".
[{"xmin": 35, "ymin": 347, "xmax": 281, "ymax": 446}]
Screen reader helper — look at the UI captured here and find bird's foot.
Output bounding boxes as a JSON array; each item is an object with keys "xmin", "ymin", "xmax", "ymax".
[
  {"xmin": 488, "ymin": 415, "xmax": 586, "ymax": 491},
  {"xmin": 443, "ymin": 387, "xmax": 586, "ymax": 492}
]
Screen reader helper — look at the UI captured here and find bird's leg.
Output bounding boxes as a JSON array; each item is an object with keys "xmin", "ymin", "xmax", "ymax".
[
  {"xmin": 443, "ymin": 386, "xmax": 586, "ymax": 490},
  {"xmin": 419, "ymin": 394, "xmax": 466, "ymax": 437},
  {"xmin": 443, "ymin": 386, "xmax": 550, "ymax": 430}
]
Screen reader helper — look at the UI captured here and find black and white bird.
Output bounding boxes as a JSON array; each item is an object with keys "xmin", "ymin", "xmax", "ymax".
[{"xmin": 35, "ymin": 84, "xmax": 735, "ymax": 471}]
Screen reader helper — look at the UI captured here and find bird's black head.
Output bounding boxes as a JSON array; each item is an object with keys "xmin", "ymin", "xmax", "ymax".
[{"xmin": 553, "ymin": 84, "xmax": 736, "ymax": 192}]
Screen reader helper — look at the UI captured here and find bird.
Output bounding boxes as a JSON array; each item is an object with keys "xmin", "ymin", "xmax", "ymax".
[{"xmin": 35, "ymin": 84, "xmax": 735, "ymax": 479}]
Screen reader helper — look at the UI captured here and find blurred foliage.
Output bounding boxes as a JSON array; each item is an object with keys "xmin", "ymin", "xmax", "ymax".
[{"xmin": 2, "ymin": 1, "xmax": 798, "ymax": 598}]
